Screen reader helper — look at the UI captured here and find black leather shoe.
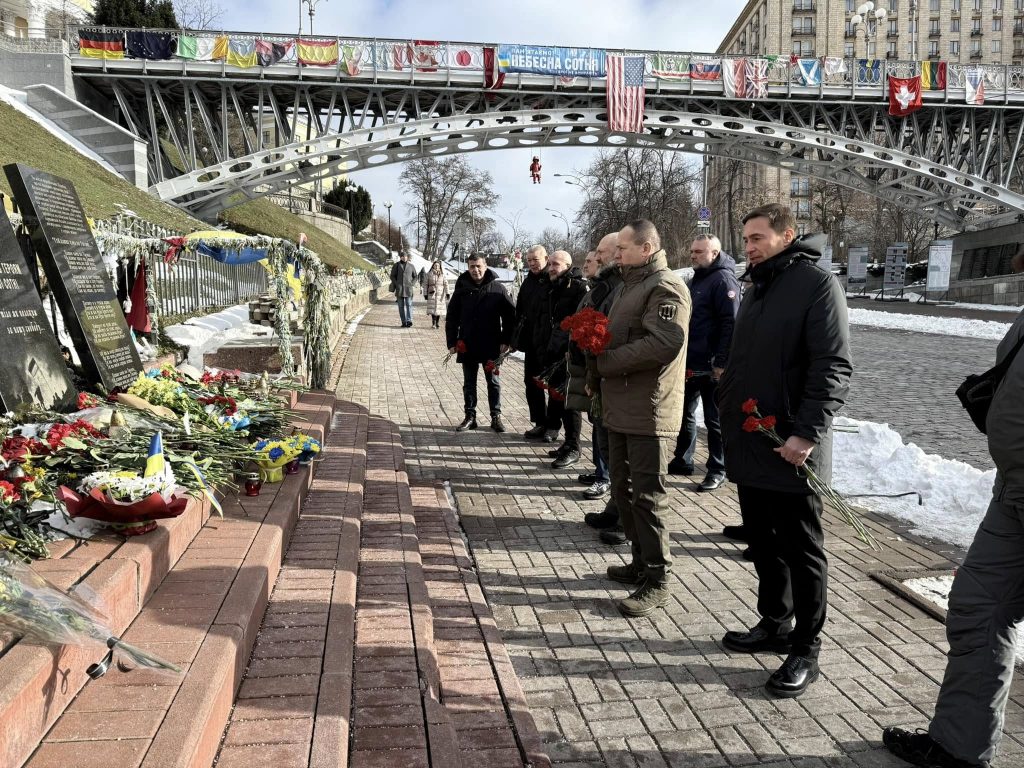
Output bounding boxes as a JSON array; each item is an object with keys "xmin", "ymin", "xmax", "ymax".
[
  {"xmin": 667, "ymin": 457, "xmax": 694, "ymax": 476},
  {"xmin": 698, "ymin": 473, "xmax": 726, "ymax": 492},
  {"xmin": 584, "ymin": 511, "xmax": 618, "ymax": 529},
  {"xmin": 722, "ymin": 626, "xmax": 793, "ymax": 654},
  {"xmin": 577, "ymin": 473, "xmax": 599, "ymax": 485},
  {"xmin": 542, "ymin": 429, "xmax": 560, "ymax": 443},
  {"xmin": 882, "ymin": 727, "xmax": 989, "ymax": 768},
  {"xmin": 524, "ymin": 425, "xmax": 546, "ymax": 440},
  {"xmin": 548, "ymin": 444, "xmax": 568, "ymax": 458},
  {"xmin": 490, "ymin": 415, "xmax": 507, "ymax": 433},
  {"xmin": 552, "ymin": 449, "xmax": 580, "ymax": 469},
  {"xmin": 722, "ymin": 525, "xmax": 749, "ymax": 542},
  {"xmin": 765, "ymin": 653, "xmax": 819, "ymax": 698},
  {"xmin": 455, "ymin": 416, "xmax": 477, "ymax": 432},
  {"xmin": 600, "ymin": 526, "xmax": 628, "ymax": 545}
]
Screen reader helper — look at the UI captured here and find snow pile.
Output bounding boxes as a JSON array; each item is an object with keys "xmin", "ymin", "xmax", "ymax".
[
  {"xmin": 346, "ymin": 308, "xmax": 370, "ymax": 335},
  {"xmin": 0, "ymin": 86, "xmax": 123, "ymax": 178},
  {"xmin": 903, "ymin": 293, "xmax": 1023, "ymax": 314},
  {"xmin": 164, "ymin": 305, "xmax": 272, "ymax": 368},
  {"xmin": 831, "ymin": 416, "xmax": 995, "ymax": 549},
  {"xmin": 847, "ymin": 307, "xmax": 1012, "ymax": 341}
]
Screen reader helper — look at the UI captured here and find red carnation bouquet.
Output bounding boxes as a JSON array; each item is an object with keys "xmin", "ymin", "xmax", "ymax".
[
  {"xmin": 741, "ymin": 398, "xmax": 877, "ymax": 549},
  {"xmin": 560, "ymin": 307, "xmax": 612, "ymax": 356},
  {"xmin": 484, "ymin": 348, "xmax": 513, "ymax": 376},
  {"xmin": 533, "ymin": 359, "xmax": 568, "ymax": 400},
  {"xmin": 443, "ymin": 340, "xmax": 467, "ymax": 368}
]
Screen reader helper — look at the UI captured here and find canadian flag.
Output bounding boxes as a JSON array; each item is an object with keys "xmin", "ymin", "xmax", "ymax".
[{"xmin": 888, "ymin": 75, "xmax": 923, "ymax": 117}]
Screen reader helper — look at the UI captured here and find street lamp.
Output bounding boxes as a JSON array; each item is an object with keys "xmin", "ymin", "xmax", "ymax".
[
  {"xmin": 850, "ymin": 2, "xmax": 887, "ymax": 59},
  {"xmin": 545, "ymin": 207, "xmax": 571, "ymax": 241},
  {"xmin": 554, "ymin": 173, "xmax": 585, "ymax": 189},
  {"xmin": 383, "ymin": 201, "xmax": 393, "ymax": 258},
  {"xmin": 343, "ymin": 182, "xmax": 357, "ymax": 228},
  {"xmin": 300, "ymin": 0, "xmax": 327, "ymax": 36}
]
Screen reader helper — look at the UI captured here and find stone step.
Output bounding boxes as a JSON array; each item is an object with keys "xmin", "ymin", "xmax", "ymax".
[{"xmin": 19, "ymin": 392, "xmax": 336, "ymax": 768}]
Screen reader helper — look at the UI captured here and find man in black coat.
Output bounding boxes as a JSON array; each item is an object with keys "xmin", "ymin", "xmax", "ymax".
[
  {"xmin": 717, "ymin": 204, "xmax": 852, "ymax": 699},
  {"xmin": 541, "ymin": 250, "xmax": 588, "ymax": 468},
  {"xmin": 514, "ymin": 245, "xmax": 551, "ymax": 439},
  {"xmin": 670, "ymin": 234, "xmax": 740, "ymax": 493},
  {"xmin": 446, "ymin": 254, "xmax": 516, "ymax": 433}
]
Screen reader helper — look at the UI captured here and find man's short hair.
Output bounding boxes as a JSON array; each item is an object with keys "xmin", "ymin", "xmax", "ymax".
[
  {"xmin": 624, "ymin": 219, "xmax": 661, "ymax": 251},
  {"xmin": 693, "ymin": 233, "xmax": 722, "ymax": 253},
  {"xmin": 466, "ymin": 253, "xmax": 487, "ymax": 264},
  {"xmin": 526, "ymin": 245, "xmax": 548, "ymax": 259},
  {"xmin": 742, "ymin": 204, "xmax": 797, "ymax": 235}
]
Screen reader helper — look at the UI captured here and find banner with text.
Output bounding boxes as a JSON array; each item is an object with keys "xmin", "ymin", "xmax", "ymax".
[
  {"xmin": 497, "ymin": 45, "xmax": 606, "ymax": 77},
  {"xmin": 926, "ymin": 239, "xmax": 954, "ymax": 293},
  {"xmin": 847, "ymin": 245, "xmax": 869, "ymax": 286},
  {"xmin": 883, "ymin": 243, "xmax": 909, "ymax": 294}
]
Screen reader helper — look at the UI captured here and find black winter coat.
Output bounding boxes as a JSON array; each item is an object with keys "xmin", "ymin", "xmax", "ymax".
[
  {"xmin": 718, "ymin": 235, "xmax": 852, "ymax": 492},
  {"xmin": 567, "ymin": 266, "xmax": 623, "ymax": 412},
  {"xmin": 512, "ymin": 270, "xmax": 549, "ymax": 355},
  {"xmin": 687, "ymin": 252, "xmax": 741, "ymax": 371},
  {"xmin": 445, "ymin": 269, "xmax": 516, "ymax": 365},
  {"xmin": 540, "ymin": 267, "xmax": 588, "ymax": 366}
]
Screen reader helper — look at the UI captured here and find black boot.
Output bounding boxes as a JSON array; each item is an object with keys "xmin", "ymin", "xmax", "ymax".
[
  {"xmin": 455, "ymin": 414, "xmax": 477, "ymax": 432},
  {"xmin": 490, "ymin": 414, "xmax": 506, "ymax": 433}
]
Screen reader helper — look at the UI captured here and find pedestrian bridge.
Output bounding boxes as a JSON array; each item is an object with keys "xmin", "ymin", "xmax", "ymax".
[{"xmin": 68, "ymin": 27, "xmax": 1024, "ymax": 225}]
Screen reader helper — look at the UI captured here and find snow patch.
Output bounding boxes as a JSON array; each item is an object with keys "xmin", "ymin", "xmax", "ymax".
[
  {"xmin": 346, "ymin": 308, "xmax": 371, "ymax": 335},
  {"xmin": 847, "ymin": 307, "xmax": 1013, "ymax": 341},
  {"xmin": 164, "ymin": 305, "xmax": 272, "ymax": 368}
]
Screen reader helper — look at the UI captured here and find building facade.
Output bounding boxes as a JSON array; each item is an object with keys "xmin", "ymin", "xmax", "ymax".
[
  {"xmin": 710, "ymin": 0, "xmax": 1023, "ymax": 245},
  {"xmin": 0, "ymin": 0, "xmax": 92, "ymax": 39}
]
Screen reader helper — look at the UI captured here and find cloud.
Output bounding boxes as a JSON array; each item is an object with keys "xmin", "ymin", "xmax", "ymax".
[{"xmin": 209, "ymin": 0, "xmax": 747, "ymax": 247}]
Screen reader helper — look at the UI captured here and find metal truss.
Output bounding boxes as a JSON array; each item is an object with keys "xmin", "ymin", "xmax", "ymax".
[{"xmin": 72, "ymin": 67, "xmax": 1024, "ymax": 225}]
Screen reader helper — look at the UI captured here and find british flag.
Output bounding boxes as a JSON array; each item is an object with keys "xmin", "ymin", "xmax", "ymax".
[{"xmin": 606, "ymin": 55, "xmax": 646, "ymax": 133}]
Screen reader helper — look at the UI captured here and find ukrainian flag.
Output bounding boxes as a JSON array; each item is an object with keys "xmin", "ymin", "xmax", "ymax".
[{"xmin": 144, "ymin": 432, "xmax": 166, "ymax": 479}]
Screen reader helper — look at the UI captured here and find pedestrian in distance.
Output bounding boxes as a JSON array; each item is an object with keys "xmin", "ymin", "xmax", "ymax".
[
  {"xmin": 669, "ymin": 234, "xmax": 740, "ymax": 493},
  {"xmin": 595, "ymin": 220, "xmax": 690, "ymax": 618},
  {"xmin": 883, "ymin": 246, "xmax": 1024, "ymax": 768},
  {"xmin": 389, "ymin": 251, "xmax": 419, "ymax": 328},
  {"xmin": 424, "ymin": 260, "xmax": 450, "ymax": 329},
  {"xmin": 717, "ymin": 203, "xmax": 853, "ymax": 699},
  {"xmin": 445, "ymin": 254, "xmax": 516, "ymax": 433}
]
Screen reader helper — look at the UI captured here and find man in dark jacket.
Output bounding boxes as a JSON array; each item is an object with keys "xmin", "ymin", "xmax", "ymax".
[
  {"xmin": 514, "ymin": 245, "xmax": 551, "ymax": 439},
  {"xmin": 446, "ymin": 255, "xmax": 516, "ymax": 433},
  {"xmin": 882, "ymin": 247, "xmax": 1024, "ymax": 768},
  {"xmin": 717, "ymin": 204, "xmax": 852, "ymax": 699},
  {"xmin": 596, "ymin": 220, "xmax": 690, "ymax": 618},
  {"xmin": 670, "ymin": 234, "xmax": 740, "ymax": 492},
  {"xmin": 542, "ymin": 250, "xmax": 588, "ymax": 469},
  {"xmin": 389, "ymin": 252, "xmax": 419, "ymax": 327}
]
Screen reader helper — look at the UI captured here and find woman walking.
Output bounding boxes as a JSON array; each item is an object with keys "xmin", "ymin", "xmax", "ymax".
[{"xmin": 424, "ymin": 261, "xmax": 450, "ymax": 328}]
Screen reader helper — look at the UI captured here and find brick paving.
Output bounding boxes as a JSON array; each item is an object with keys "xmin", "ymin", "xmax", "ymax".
[{"xmin": 336, "ymin": 299, "xmax": 1024, "ymax": 768}]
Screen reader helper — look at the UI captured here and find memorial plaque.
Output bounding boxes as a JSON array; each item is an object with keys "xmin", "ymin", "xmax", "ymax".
[
  {"xmin": 0, "ymin": 206, "xmax": 77, "ymax": 412},
  {"xmin": 883, "ymin": 243, "xmax": 909, "ymax": 294},
  {"xmin": 847, "ymin": 245, "xmax": 869, "ymax": 286},
  {"xmin": 4, "ymin": 164, "xmax": 142, "ymax": 392},
  {"xmin": 926, "ymin": 240, "xmax": 954, "ymax": 293}
]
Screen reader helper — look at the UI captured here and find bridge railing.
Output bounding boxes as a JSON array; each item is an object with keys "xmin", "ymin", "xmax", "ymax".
[{"xmin": 65, "ymin": 25, "xmax": 1024, "ymax": 102}]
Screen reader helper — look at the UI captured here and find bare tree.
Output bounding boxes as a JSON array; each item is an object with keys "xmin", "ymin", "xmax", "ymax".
[
  {"xmin": 707, "ymin": 158, "xmax": 782, "ymax": 258},
  {"xmin": 398, "ymin": 157, "xmax": 498, "ymax": 260},
  {"xmin": 369, "ymin": 215, "xmax": 405, "ymax": 253},
  {"xmin": 494, "ymin": 208, "xmax": 527, "ymax": 253},
  {"xmin": 573, "ymin": 148, "xmax": 701, "ymax": 268},
  {"xmin": 174, "ymin": 0, "xmax": 224, "ymax": 29}
]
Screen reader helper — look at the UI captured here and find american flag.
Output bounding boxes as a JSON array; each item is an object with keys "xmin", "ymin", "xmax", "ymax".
[{"xmin": 607, "ymin": 55, "xmax": 646, "ymax": 133}]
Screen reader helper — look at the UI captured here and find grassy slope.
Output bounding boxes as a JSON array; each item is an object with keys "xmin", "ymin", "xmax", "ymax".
[{"xmin": 0, "ymin": 102, "xmax": 201, "ymax": 231}]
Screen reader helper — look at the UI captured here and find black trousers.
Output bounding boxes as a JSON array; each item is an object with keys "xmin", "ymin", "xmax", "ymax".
[
  {"xmin": 737, "ymin": 485, "xmax": 827, "ymax": 657},
  {"xmin": 523, "ymin": 351, "xmax": 547, "ymax": 425},
  {"xmin": 673, "ymin": 373, "xmax": 725, "ymax": 474},
  {"xmin": 462, "ymin": 361, "xmax": 501, "ymax": 417},
  {"xmin": 547, "ymin": 398, "xmax": 581, "ymax": 449}
]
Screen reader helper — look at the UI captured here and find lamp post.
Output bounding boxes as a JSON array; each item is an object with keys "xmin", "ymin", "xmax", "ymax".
[
  {"xmin": 300, "ymin": 0, "xmax": 327, "ymax": 36},
  {"xmin": 545, "ymin": 207, "xmax": 571, "ymax": 244},
  {"xmin": 553, "ymin": 173, "xmax": 585, "ymax": 190},
  {"xmin": 383, "ymin": 201, "xmax": 393, "ymax": 258},
  {"xmin": 850, "ymin": 1, "xmax": 887, "ymax": 59},
  {"xmin": 343, "ymin": 182, "xmax": 357, "ymax": 228}
]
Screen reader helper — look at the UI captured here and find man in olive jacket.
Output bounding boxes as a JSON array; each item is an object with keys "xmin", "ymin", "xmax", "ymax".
[
  {"xmin": 717, "ymin": 204, "xmax": 852, "ymax": 699},
  {"xmin": 596, "ymin": 220, "xmax": 690, "ymax": 618}
]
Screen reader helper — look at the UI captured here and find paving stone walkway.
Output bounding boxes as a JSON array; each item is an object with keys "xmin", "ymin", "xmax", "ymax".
[{"xmin": 336, "ymin": 300, "xmax": 1024, "ymax": 768}]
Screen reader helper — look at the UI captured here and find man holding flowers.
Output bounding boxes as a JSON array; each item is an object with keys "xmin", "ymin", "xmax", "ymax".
[{"xmin": 717, "ymin": 203, "xmax": 852, "ymax": 698}]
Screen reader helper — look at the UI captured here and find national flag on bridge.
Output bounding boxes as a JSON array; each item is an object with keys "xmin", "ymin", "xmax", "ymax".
[
  {"xmin": 125, "ymin": 31, "xmax": 174, "ymax": 60},
  {"xmin": 78, "ymin": 29, "xmax": 125, "ymax": 60},
  {"xmin": 606, "ymin": 55, "xmax": 646, "ymax": 133},
  {"xmin": 483, "ymin": 47, "xmax": 505, "ymax": 91},
  {"xmin": 888, "ymin": 75, "xmax": 923, "ymax": 117},
  {"xmin": 256, "ymin": 39, "xmax": 294, "ymax": 67},
  {"xmin": 797, "ymin": 58, "xmax": 821, "ymax": 87},
  {"xmin": 723, "ymin": 58, "xmax": 768, "ymax": 99},
  {"xmin": 298, "ymin": 39, "xmax": 339, "ymax": 67},
  {"xmin": 652, "ymin": 53, "xmax": 690, "ymax": 81},
  {"xmin": 689, "ymin": 58, "xmax": 722, "ymax": 81},
  {"xmin": 920, "ymin": 60, "xmax": 947, "ymax": 90},
  {"xmin": 966, "ymin": 67, "xmax": 986, "ymax": 104}
]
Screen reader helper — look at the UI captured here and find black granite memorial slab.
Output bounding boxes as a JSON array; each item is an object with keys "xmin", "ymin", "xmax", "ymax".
[
  {"xmin": 4, "ymin": 164, "xmax": 143, "ymax": 392},
  {"xmin": 0, "ymin": 205, "xmax": 77, "ymax": 412}
]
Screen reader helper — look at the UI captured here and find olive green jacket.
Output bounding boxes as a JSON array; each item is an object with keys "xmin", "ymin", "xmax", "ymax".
[{"xmin": 595, "ymin": 251, "xmax": 691, "ymax": 437}]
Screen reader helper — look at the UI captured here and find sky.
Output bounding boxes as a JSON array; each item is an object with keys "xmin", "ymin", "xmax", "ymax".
[{"xmin": 212, "ymin": 0, "xmax": 749, "ymax": 245}]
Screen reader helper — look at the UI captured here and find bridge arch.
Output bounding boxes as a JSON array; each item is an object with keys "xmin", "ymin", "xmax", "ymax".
[{"xmin": 153, "ymin": 108, "xmax": 1024, "ymax": 227}]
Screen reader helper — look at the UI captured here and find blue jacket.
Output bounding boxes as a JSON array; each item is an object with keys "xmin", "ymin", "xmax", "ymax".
[{"xmin": 686, "ymin": 252, "xmax": 741, "ymax": 371}]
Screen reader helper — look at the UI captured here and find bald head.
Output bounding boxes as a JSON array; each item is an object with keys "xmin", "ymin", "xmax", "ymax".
[
  {"xmin": 594, "ymin": 232, "xmax": 619, "ymax": 266},
  {"xmin": 548, "ymin": 250, "xmax": 573, "ymax": 280}
]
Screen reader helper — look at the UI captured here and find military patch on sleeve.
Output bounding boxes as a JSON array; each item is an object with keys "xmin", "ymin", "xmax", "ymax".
[
  {"xmin": 658, "ymin": 303, "xmax": 677, "ymax": 322},
  {"xmin": 727, "ymin": 289, "xmax": 737, "ymax": 299}
]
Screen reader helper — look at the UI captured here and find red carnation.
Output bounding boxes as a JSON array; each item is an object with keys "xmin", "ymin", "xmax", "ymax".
[
  {"xmin": 741, "ymin": 398, "xmax": 759, "ymax": 415},
  {"xmin": 742, "ymin": 416, "xmax": 762, "ymax": 433},
  {"xmin": 686, "ymin": 369, "xmax": 694, "ymax": 380},
  {"xmin": 484, "ymin": 361, "xmax": 499, "ymax": 375},
  {"xmin": 760, "ymin": 415, "xmax": 777, "ymax": 431},
  {"xmin": 456, "ymin": 340, "xmax": 467, "ymax": 354},
  {"xmin": 0, "ymin": 480, "xmax": 18, "ymax": 504},
  {"xmin": 549, "ymin": 390, "xmax": 565, "ymax": 402},
  {"xmin": 77, "ymin": 392, "xmax": 101, "ymax": 410}
]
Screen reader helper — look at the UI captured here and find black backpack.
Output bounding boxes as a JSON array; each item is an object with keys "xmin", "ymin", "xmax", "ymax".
[{"xmin": 956, "ymin": 333, "xmax": 1024, "ymax": 434}]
